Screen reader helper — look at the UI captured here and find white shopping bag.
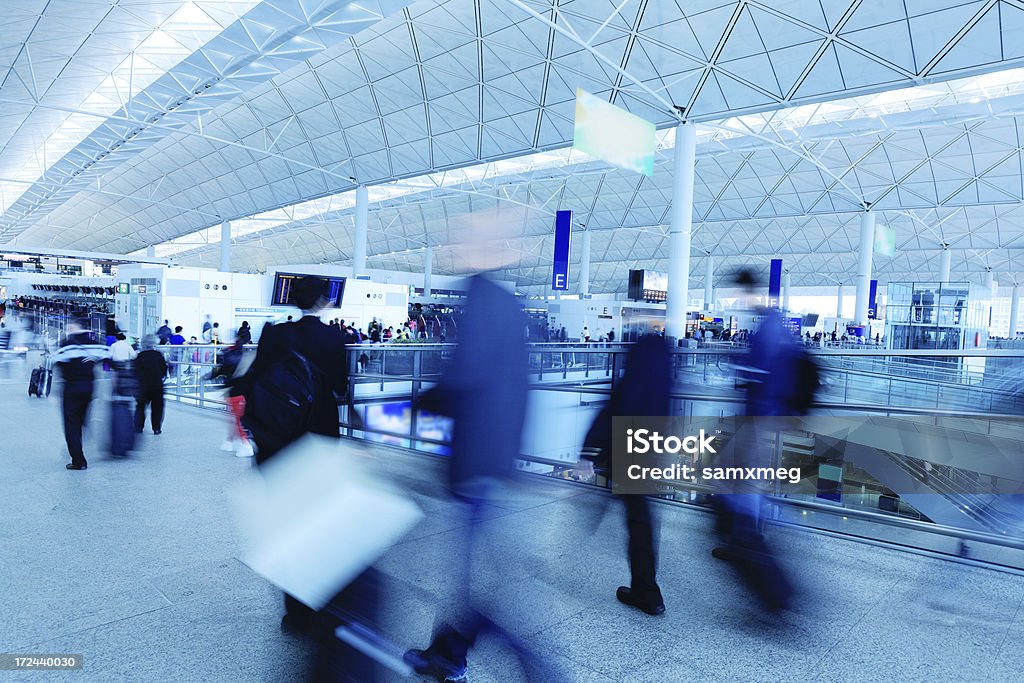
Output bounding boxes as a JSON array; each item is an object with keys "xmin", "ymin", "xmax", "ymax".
[{"xmin": 232, "ymin": 435, "xmax": 423, "ymax": 610}]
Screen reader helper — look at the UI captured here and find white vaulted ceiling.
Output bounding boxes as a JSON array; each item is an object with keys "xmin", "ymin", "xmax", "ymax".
[{"xmin": 6, "ymin": 0, "xmax": 1024, "ymax": 294}]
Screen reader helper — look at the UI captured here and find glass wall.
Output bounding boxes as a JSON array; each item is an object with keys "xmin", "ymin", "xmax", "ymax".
[{"xmin": 885, "ymin": 282, "xmax": 988, "ymax": 351}]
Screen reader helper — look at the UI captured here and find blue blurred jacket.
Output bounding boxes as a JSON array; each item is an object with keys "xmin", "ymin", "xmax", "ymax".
[
  {"xmin": 741, "ymin": 307, "xmax": 797, "ymax": 416},
  {"xmin": 416, "ymin": 275, "xmax": 529, "ymax": 495}
]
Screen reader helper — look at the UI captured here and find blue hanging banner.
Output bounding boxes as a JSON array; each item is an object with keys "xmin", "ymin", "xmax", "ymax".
[
  {"xmin": 868, "ymin": 279, "xmax": 878, "ymax": 319},
  {"xmin": 768, "ymin": 259, "xmax": 783, "ymax": 308},
  {"xmin": 552, "ymin": 210, "xmax": 572, "ymax": 291}
]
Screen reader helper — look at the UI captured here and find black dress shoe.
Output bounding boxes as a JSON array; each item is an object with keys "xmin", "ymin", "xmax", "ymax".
[
  {"xmin": 280, "ymin": 613, "xmax": 318, "ymax": 638},
  {"xmin": 153, "ymin": 430, "xmax": 162, "ymax": 435},
  {"xmin": 66, "ymin": 463, "xmax": 88, "ymax": 470},
  {"xmin": 712, "ymin": 546, "xmax": 739, "ymax": 562},
  {"xmin": 616, "ymin": 586, "xmax": 665, "ymax": 615}
]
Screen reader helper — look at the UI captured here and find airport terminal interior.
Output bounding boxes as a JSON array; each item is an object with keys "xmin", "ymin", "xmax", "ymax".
[{"xmin": 4, "ymin": 1, "xmax": 1024, "ymax": 681}]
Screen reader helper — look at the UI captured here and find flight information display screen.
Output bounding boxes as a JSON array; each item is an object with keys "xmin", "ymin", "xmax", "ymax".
[{"xmin": 272, "ymin": 272, "xmax": 345, "ymax": 307}]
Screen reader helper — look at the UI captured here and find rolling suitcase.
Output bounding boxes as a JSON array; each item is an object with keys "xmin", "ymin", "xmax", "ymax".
[
  {"xmin": 28, "ymin": 365, "xmax": 51, "ymax": 397},
  {"xmin": 109, "ymin": 398, "xmax": 136, "ymax": 456}
]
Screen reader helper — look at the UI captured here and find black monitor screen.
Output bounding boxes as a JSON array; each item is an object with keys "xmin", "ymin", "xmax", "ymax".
[{"xmin": 272, "ymin": 272, "xmax": 345, "ymax": 307}]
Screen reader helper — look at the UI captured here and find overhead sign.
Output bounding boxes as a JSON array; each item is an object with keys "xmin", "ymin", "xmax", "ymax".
[
  {"xmin": 628, "ymin": 269, "xmax": 668, "ymax": 302},
  {"xmin": 573, "ymin": 89, "xmax": 656, "ymax": 177},
  {"xmin": 874, "ymin": 223, "xmax": 896, "ymax": 257},
  {"xmin": 768, "ymin": 259, "xmax": 783, "ymax": 308},
  {"xmin": 552, "ymin": 210, "xmax": 572, "ymax": 291},
  {"xmin": 117, "ymin": 283, "xmax": 129, "ymax": 294}
]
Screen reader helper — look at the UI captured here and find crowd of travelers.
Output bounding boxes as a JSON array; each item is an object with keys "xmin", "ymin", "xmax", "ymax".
[{"xmin": 12, "ymin": 268, "xmax": 824, "ymax": 681}]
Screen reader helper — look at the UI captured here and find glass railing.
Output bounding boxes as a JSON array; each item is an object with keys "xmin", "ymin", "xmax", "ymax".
[{"xmin": 154, "ymin": 342, "xmax": 1024, "ymax": 570}]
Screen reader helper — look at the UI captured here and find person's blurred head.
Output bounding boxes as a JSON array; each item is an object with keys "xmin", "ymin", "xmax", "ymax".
[
  {"xmin": 733, "ymin": 268, "xmax": 762, "ymax": 309},
  {"xmin": 116, "ymin": 332, "xmax": 126, "ymax": 341},
  {"xmin": 447, "ymin": 204, "xmax": 536, "ymax": 273},
  {"xmin": 242, "ymin": 321, "xmax": 249, "ymax": 328},
  {"xmin": 174, "ymin": 326, "xmax": 183, "ymax": 333},
  {"xmin": 141, "ymin": 334, "xmax": 158, "ymax": 350},
  {"xmin": 190, "ymin": 336, "xmax": 197, "ymax": 343},
  {"xmin": 293, "ymin": 276, "xmax": 329, "ymax": 312}
]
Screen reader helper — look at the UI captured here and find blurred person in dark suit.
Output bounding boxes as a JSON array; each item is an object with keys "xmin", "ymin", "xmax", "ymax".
[
  {"xmin": 405, "ymin": 210, "xmax": 549, "ymax": 683},
  {"xmin": 711, "ymin": 269, "xmax": 797, "ymax": 611},
  {"xmin": 576, "ymin": 335, "xmax": 671, "ymax": 615},
  {"xmin": 51, "ymin": 317, "xmax": 109, "ymax": 470},
  {"xmin": 244, "ymin": 276, "xmax": 348, "ymax": 465},
  {"xmin": 133, "ymin": 334, "xmax": 167, "ymax": 434},
  {"xmin": 242, "ymin": 276, "xmax": 350, "ymax": 637}
]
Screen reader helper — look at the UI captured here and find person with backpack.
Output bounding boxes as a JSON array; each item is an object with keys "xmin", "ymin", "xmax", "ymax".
[
  {"xmin": 244, "ymin": 276, "xmax": 348, "ymax": 465},
  {"xmin": 242, "ymin": 275, "xmax": 349, "ymax": 635},
  {"xmin": 711, "ymin": 269, "xmax": 812, "ymax": 611}
]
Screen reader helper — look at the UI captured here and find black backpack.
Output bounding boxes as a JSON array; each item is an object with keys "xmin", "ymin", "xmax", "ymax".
[
  {"xmin": 243, "ymin": 349, "xmax": 320, "ymax": 451},
  {"xmin": 787, "ymin": 347, "xmax": 821, "ymax": 415}
]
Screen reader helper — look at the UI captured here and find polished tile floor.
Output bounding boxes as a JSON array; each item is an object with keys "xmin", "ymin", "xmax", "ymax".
[{"xmin": 1, "ymin": 369, "xmax": 1023, "ymax": 682}]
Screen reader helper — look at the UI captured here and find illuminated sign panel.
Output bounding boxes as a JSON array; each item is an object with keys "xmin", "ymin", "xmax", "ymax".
[{"xmin": 573, "ymin": 89, "xmax": 656, "ymax": 177}]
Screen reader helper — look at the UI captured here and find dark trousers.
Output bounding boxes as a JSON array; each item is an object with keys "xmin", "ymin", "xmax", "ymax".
[
  {"xmin": 623, "ymin": 494, "xmax": 661, "ymax": 603},
  {"xmin": 62, "ymin": 390, "xmax": 93, "ymax": 466},
  {"xmin": 135, "ymin": 386, "xmax": 164, "ymax": 432}
]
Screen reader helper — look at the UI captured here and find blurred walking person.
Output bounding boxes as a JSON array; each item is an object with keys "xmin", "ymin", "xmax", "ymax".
[
  {"xmin": 403, "ymin": 211, "xmax": 554, "ymax": 683},
  {"xmin": 51, "ymin": 317, "xmax": 109, "ymax": 470},
  {"xmin": 242, "ymin": 276, "xmax": 349, "ymax": 633},
  {"xmin": 712, "ymin": 269, "xmax": 806, "ymax": 611},
  {"xmin": 575, "ymin": 335, "xmax": 671, "ymax": 615},
  {"xmin": 210, "ymin": 334, "xmax": 253, "ymax": 457},
  {"xmin": 134, "ymin": 335, "xmax": 167, "ymax": 435}
]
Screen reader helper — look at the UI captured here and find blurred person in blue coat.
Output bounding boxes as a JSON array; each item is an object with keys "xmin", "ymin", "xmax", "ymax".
[
  {"xmin": 712, "ymin": 269, "xmax": 799, "ymax": 611},
  {"xmin": 404, "ymin": 209, "xmax": 551, "ymax": 683}
]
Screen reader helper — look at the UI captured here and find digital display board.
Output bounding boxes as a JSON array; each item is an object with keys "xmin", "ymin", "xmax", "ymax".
[
  {"xmin": 272, "ymin": 272, "xmax": 345, "ymax": 308},
  {"xmin": 573, "ymin": 89, "xmax": 656, "ymax": 176},
  {"xmin": 628, "ymin": 269, "xmax": 668, "ymax": 302}
]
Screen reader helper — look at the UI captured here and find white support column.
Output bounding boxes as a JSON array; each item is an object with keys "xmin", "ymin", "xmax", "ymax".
[
  {"xmin": 219, "ymin": 220, "xmax": 231, "ymax": 272},
  {"xmin": 855, "ymin": 211, "xmax": 875, "ymax": 325},
  {"xmin": 423, "ymin": 246, "xmax": 433, "ymax": 298},
  {"xmin": 666, "ymin": 122, "xmax": 697, "ymax": 341},
  {"xmin": 353, "ymin": 185, "xmax": 368, "ymax": 275},
  {"xmin": 579, "ymin": 229, "xmax": 591, "ymax": 298},
  {"xmin": 703, "ymin": 253, "xmax": 714, "ymax": 311},
  {"xmin": 939, "ymin": 247, "xmax": 951, "ymax": 283},
  {"xmin": 985, "ymin": 270, "xmax": 995, "ymax": 293},
  {"xmin": 1010, "ymin": 285, "xmax": 1020, "ymax": 339},
  {"xmin": 146, "ymin": 245, "xmax": 156, "ymax": 259},
  {"xmin": 836, "ymin": 285, "xmax": 844, "ymax": 318},
  {"xmin": 782, "ymin": 271, "xmax": 791, "ymax": 312}
]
